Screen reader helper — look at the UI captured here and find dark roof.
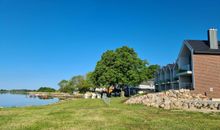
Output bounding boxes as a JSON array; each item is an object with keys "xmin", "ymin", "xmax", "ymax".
[
  {"xmin": 186, "ymin": 40, "xmax": 220, "ymax": 54},
  {"xmin": 166, "ymin": 63, "xmax": 175, "ymax": 69}
]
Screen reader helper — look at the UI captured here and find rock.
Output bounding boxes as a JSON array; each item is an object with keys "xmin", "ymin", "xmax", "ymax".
[
  {"xmin": 84, "ymin": 94, "xmax": 89, "ymax": 99},
  {"xmin": 182, "ymin": 102, "xmax": 189, "ymax": 109},
  {"xmin": 179, "ymin": 89, "xmax": 185, "ymax": 93},
  {"xmin": 84, "ymin": 92, "xmax": 93, "ymax": 99},
  {"xmin": 195, "ymin": 102, "xmax": 202, "ymax": 109},
  {"xmin": 209, "ymin": 103, "xmax": 215, "ymax": 110},
  {"xmin": 172, "ymin": 100, "xmax": 181, "ymax": 108},
  {"xmin": 218, "ymin": 104, "xmax": 220, "ymax": 110},
  {"xmin": 202, "ymin": 102, "xmax": 208, "ymax": 108},
  {"xmin": 91, "ymin": 93, "xmax": 96, "ymax": 99},
  {"xmin": 214, "ymin": 103, "xmax": 219, "ymax": 108},
  {"xmin": 164, "ymin": 101, "xmax": 171, "ymax": 110},
  {"xmin": 159, "ymin": 103, "xmax": 165, "ymax": 108},
  {"xmin": 97, "ymin": 94, "xmax": 101, "ymax": 99}
]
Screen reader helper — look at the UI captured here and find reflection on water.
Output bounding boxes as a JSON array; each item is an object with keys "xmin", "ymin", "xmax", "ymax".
[
  {"xmin": 0, "ymin": 93, "xmax": 59, "ymax": 107},
  {"xmin": 28, "ymin": 94, "xmax": 54, "ymax": 100}
]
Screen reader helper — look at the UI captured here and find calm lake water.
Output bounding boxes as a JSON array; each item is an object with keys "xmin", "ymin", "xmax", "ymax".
[{"xmin": 0, "ymin": 93, "xmax": 59, "ymax": 107}]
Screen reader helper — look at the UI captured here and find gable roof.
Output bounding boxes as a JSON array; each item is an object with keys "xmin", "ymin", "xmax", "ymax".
[
  {"xmin": 167, "ymin": 63, "xmax": 175, "ymax": 69},
  {"xmin": 185, "ymin": 40, "xmax": 220, "ymax": 55}
]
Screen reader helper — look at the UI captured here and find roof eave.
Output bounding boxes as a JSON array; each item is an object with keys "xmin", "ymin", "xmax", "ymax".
[
  {"xmin": 177, "ymin": 40, "xmax": 194, "ymax": 61},
  {"xmin": 194, "ymin": 51, "xmax": 220, "ymax": 55}
]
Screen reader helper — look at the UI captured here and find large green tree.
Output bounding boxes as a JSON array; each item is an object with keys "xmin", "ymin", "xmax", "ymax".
[{"xmin": 91, "ymin": 46, "xmax": 148, "ymax": 87}]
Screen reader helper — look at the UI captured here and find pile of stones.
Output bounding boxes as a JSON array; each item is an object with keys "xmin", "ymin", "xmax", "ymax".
[{"xmin": 125, "ymin": 89, "xmax": 220, "ymax": 111}]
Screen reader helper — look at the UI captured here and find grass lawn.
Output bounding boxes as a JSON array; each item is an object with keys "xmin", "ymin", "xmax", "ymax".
[{"xmin": 0, "ymin": 98, "xmax": 220, "ymax": 130}]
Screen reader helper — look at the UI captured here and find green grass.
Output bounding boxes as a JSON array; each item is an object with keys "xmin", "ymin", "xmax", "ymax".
[{"xmin": 0, "ymin": 98, "xmax": 220, "ymax": 130}]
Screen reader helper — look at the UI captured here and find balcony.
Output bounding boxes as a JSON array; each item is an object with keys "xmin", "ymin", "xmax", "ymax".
[
  {"xmin": 177, "ymin": 64, "xmax": 192, "ymax": 76},
  {"xmin": 171, "ymin": 79, "xmax": 179, "ymax": 83}
]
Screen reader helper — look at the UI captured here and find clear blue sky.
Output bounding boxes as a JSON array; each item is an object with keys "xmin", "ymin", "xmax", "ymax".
[{"xmin": 0, "ymin": 0, "xmax": 219, "ymax": 89}]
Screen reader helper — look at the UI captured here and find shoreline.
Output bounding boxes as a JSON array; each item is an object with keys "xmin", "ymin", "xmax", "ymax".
[{"xmin": 28, "ymin": 92, "xmax": 83, "ymax": 100}]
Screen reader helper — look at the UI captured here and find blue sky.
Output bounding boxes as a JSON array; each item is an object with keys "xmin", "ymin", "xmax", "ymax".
[{"xmin": 0, "ymin": 0, "xmax": 220, "ymax": 89}]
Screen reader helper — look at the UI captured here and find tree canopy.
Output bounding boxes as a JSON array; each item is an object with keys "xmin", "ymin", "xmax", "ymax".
[
  {"xmin": 58, "ymin": 80, "xmax": 73, "ymax": 93},
  {"xmin": 147, "ymin": 64, "xmax": 160, "ymax": 79},
  {"xmin": 91, "ymin": 46, "xmax": 149, "ymax": 87}
]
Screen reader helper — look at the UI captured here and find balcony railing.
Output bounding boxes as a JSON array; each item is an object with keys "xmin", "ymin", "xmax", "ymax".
[
  {"xmin": 181, "ymin": 82, "xmax": 192, "ymax": 89},
  {"xmin": 179, "ymin": 64, "xmax": 191, "ymax": 72}
]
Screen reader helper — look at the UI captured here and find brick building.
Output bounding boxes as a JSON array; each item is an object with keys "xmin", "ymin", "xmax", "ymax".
[{"xmin": 155, "ymin": 29, "xmax": 220, "ymax": 98}]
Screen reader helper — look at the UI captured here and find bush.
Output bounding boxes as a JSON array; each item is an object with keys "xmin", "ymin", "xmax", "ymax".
[{"xmin": 59, "ymin": 86, "xmax": 75, "ymax": 94}]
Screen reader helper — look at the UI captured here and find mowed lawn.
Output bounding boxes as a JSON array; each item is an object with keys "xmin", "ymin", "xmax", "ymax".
[{"xmin": 0, "ymin": 98, "xmax": 220, "ymax": 130}]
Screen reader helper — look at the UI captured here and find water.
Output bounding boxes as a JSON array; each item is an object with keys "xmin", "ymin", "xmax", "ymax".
[{"xmin": 0, "ymin": 93, "xmax": 59, "ymax": 107}]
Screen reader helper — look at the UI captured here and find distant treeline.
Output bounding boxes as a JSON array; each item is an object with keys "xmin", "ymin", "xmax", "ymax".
[
  {"xmin": 0, "ymin": 87, "xmax": 57, "ymax": 94},
  {"xmin": 0, "ymin": 89, "xmax": 36, "ymax": 94}
]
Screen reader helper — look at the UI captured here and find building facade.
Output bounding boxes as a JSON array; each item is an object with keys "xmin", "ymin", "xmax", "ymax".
[{"xmin": 155, "ymin": 29, "xmax": 220, "ymax": 98}]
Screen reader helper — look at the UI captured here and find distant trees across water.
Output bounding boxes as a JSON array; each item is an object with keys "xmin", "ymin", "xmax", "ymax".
[
  {"xmin": 0, "ymin": 87, "xmax": 57, "ymax": 94},
  {"xmin": 37, "ymin": 87, "xmax": 56, "ymax": 92}
]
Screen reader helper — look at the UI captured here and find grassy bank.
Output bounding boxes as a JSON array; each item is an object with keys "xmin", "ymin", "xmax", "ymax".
[{"xmin": 0, "ymin": 98, "xmax": 220, "ymax": 130}]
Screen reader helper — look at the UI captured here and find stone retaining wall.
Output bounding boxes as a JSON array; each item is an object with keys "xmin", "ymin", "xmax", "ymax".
[{"xmin": 125, "ymin": 89, "xmax": 220, "ymax": 111}]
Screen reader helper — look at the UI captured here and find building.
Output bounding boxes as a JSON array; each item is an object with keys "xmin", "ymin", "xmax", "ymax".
[
  {"xmin": 155, "ymin": 29, "xmax": 220, "ymax": 98},
  {"xmin": 136, "ymin": 80, "xmax": 155, "ymax": 94},
  {"xmin": 138, "ymin": 80, "xmax": 155, "ymax": 90}
]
